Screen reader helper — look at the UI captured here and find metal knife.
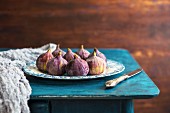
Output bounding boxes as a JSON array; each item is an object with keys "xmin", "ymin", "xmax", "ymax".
[{"xmin": 105, "ymin": 68, "xmax": 143, "ymax": 88}]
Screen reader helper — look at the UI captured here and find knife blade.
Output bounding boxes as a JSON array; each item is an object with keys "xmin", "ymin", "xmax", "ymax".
[{"xmin": 105, "ymin": 68, "xmax": 143, "ymax": 88}]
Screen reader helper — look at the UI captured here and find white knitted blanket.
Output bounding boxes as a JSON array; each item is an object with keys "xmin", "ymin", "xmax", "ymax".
[{"xmin": 0, "ymin": 43, "xmax": 56, "ymax": 113}]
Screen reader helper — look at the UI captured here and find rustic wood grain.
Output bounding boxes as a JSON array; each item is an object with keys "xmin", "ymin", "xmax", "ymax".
[{"xmin": 0, "ymin": 0, "xmax": 170, "ymax": 113}]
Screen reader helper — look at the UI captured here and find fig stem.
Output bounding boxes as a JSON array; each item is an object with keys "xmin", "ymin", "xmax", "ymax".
[
  {"xmin": 57, "ymin": 44, "xmax": 60, "ymax": 49},
  {"xmin": 81, "ymin": 45, "xmax": 84, "ymax": 49},
  {"xmin": 94, "ymin": 47, "xmax": 97, "ymax": 52},
  {"xmin": 47, "ymin": 49, "xmax": 51, "ymax": 53},
  {"xmin": 74, "ymin": 54, "xmax": 78, "ymax": 59},
  {"xmin": 68, "ymin": 48, "xmax": 71, "ymax": 52},
  {"xmin": 58, "ymin": 51, "xmax": 62, "ymax": 56},
  {"xmin": 93, "ymin": 51, "xmax": 96, "ymax": 56}
]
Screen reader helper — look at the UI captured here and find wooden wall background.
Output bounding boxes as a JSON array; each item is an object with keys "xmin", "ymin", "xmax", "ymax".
[{"xmin": 0, "ymin": 0, "xmax": 170, "ymax": 113}]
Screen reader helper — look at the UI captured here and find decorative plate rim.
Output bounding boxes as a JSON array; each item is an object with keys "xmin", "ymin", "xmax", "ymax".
[{"xmin": 23, "ymin": 59, "xmax": 125, "ymax": 80}]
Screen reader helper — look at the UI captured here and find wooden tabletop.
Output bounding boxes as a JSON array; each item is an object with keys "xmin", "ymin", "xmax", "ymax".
[{"xmin": 27, "ymin": 49, "xmax": 159, "ymax": 99}]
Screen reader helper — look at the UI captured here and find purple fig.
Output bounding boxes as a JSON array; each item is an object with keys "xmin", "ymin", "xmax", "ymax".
[
  {"xmin": 64, "ymin": 48, "xmax": 80, "ymax": 62},
  {"xmin": 88, "ymin": 48, "xmax": 107, "ymax": 62},
  {"xmin": 66, "ymin": 55, "xmax": 89, "ymax": 76},
  {"xmin": 52, "ymin": 44, "xmax": 66, "ymax": 57},
  {"xmin": 47, "ymin": 51, "xmax": 68, "ymax": 75},
  {"xmin": 86, "ymin": 51, "xmax": 106, "ymax": 75},
  {"xmin": 76, "ymin": 45, "xmax": 90, "ymax": 60},
  {"xmin": 36, "ymin": 49, "xmax": 54, "ymax": 72}
]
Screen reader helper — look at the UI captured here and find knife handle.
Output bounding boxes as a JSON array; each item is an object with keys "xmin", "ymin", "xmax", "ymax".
[{"xmin": 105, "ymin": 74, "xmax": 129, "ymax": 88}]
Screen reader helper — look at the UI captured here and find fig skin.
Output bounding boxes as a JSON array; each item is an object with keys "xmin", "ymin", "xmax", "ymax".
[
  {"xmin": 76, "ymin": 45, "xmax": 90, "ymax": 60},
  {"xmin": 86, "ymin": 52, "xmax": 106, "ymax": 75},
  {"xmin": 88, "ymin": 48, "xmax": 107, "ymax": 62},
  {"xmin": 36, "ymin": 49, "xmax": 54, "ymax": 72},
  {"xmin": 47, "ymin": 52, "xmax": 68, "ymax": 75},
  {"xmin": 52, "ymin": 44, "xmax": 66, "ymax": 57},
  {"xmin": 66, "ymin": 55, "xmax": 89, "ymax": 76},
  {"xmin": 64, "ymin": 48, "xmax": 80, "ymax": 62}
]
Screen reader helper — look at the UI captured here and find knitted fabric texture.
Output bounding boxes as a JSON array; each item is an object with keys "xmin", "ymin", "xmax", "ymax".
[{"xmin": 0, "ymin": 43, "xmax": 56, "ymax": 113}]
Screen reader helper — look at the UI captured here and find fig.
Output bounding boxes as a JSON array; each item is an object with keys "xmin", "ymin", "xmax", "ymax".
[
  {"xmin": 36, "ymin": 49, "xmax": 54, "ymax": 72},
  {"xmin": 64, "ymin": 48, "xmax": 80, "ymax": 62},
  {"xmin": 66, "ymin": 55, "xmax": 89, "ymax": 76},
  {"xmin": 88, "ymin": 48, "xmax": 107, "ymax": 62},
  {"xmin": 52, "ymin": 44, "xmax": 66, "ymax": 57},
  {"xmin": 47, "ymin": 51, "xmax": 68, "ymax": 75},
  {"xmin": 76, "ymin": 45, "xmax": 90, "ymax": 60},
  {"xmin": 86, "ymin": 51, "xmax": 106, "ymax": 75}
]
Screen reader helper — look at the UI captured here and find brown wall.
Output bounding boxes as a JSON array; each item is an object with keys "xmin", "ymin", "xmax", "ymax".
[{"xmin": 0, "ymin": 0, "xmax": 170, "ymax": 113}]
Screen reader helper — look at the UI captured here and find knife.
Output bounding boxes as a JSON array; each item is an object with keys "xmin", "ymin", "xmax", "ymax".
[{"xmin": 105, "ymin": 68, "xmax": 143, "ymax": 88}]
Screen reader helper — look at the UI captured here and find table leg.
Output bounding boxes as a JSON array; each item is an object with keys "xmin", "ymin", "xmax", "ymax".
[{"xmin": 121, "ymin": 99, "xmax": 134, "ymax": 113}]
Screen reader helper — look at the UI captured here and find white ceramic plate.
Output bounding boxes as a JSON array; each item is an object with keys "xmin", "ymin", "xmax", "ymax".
[{"xmin": 23, "ymin": 59, "xmax": 125, "ymax": 80}]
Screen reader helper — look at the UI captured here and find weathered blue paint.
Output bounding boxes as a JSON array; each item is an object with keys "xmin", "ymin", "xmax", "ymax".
[
  {"xmin": 0, "ymin": 48, "xmax": 160, "ymax": 113},
  {"xmin": 27, "ymin": 49, "xmax": 159, "ymax": 99}
]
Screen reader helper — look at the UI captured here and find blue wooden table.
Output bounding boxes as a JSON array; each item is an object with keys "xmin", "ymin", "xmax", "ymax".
[{"xmin": 26, "ymin": 49, "xmax": 160, "ymax": 113}]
